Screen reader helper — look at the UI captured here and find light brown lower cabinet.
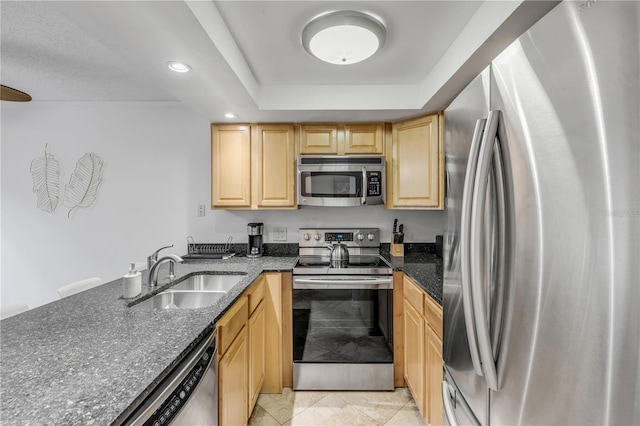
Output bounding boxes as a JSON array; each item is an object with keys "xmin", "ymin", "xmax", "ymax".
[
  {"xmin": 248, "ymin": 300, "xmax": 265, "ymax": 411},
  {"xmin": 216, "ymin": 273, "xmax": 283, "ymax": 426},
  {"xmin": 219, "ymin": 325, "xmax": 248, "ymax": 426},
  {"xmin": 426, "ymin": 324, "xmax": 443, "ymax": 426},
  {"xmin": 404, "ymin": 298, "xmax": 425, "ymax": 413},
  {"xmin": 402, "ymin": 274, "xmax": 443, "ymax": 426}
]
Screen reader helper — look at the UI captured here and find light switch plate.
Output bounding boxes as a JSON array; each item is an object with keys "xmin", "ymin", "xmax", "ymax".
[
  {"xmin": 197, "ymin": 204, "xmax": 206, "ymax": 217},
  {"xmin": 273, "ymin": 226, "xmax": 287, "ymax": 241}
]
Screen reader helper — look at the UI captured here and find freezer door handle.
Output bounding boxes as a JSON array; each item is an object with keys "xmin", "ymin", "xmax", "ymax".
[
  {"xmin": 460, "ymin": 118, "xmax": 486, "ymax": 377},
  {"xmin": 442, "ymin": 380, "xmax": 460, "ymax": 426}
]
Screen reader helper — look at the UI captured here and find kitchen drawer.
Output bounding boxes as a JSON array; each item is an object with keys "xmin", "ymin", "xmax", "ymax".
[
  {"xmin": 247, "ymin": 277, "xmax": 265, "ymax": 316},
  {"xmin": 403, "ymin": 275, "xmax": 424, "ymax": 317},
  {"xmin": 217, "ymin": 296, "xmax": 249, "ymax": 357},
  {"xmin": 424, "ymin": 293, "xmax": 443, "ymax": 340}
]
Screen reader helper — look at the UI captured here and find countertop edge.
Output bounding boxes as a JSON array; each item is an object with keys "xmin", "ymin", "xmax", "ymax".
[{"xmin": 381, "ymin": 252, "xmax": 443, "ymax": 305}]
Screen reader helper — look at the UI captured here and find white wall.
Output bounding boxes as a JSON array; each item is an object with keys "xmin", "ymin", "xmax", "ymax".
[
  {"xmin": 187, "ymin": 207, "xmax": 443, "ymax": 247},
  {"xmin": 1, "ymin": 101, "xmax": 443, "ymax": 310},
  {"xmin": 1, "ymin": 101, "xmax": 207, "ymax": 309}
]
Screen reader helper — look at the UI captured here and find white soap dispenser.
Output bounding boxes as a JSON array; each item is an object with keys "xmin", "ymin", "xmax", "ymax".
[{"xmin": 123, "ymin": 262, "xmax": 141, "ymax": 298}]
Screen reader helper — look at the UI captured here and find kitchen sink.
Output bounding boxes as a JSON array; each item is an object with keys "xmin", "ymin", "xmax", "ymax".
[
  {"xmin": 131, "ymin": 273, "xmax": 247, "ymax": 310},
  {"xmin": 170, "ymin": 273, "xmax": 246, "ymax": 292},
  {"xmin": 132, "ymin": 290, "xmax": 227, "ymax": 310}
]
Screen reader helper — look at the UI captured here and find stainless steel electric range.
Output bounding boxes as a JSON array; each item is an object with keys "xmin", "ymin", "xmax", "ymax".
[{"xmin": 292, "ymin": 228, "xmax": 394, "ymax": 391}]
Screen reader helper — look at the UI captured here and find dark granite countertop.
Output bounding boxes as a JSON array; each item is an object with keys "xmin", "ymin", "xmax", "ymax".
[
  {"xmin": 0, "ymin": 256, "xmax": 297, "ymax": 426},
  {"xmin": 381, "ymin": 251, "xmax": 443, "ymax": 305}
]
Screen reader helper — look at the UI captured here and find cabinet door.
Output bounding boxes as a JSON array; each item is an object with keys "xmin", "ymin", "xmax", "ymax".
[
  {"xmin": 299, "ymin": 125, "xmax": 338, "ymax": 154},
  {"xmin": 211, "ymin": 124, "xmax": 251, "ymax": 208},
  {"xmin": 389, "ymin": 114, "xmax": 443, "ymax": 209},
  {"xmin": 219, "ymin": 326, "xmax": 248, "ymax": 426},
  {"xmin": 343, "ymin": 124, "xmax": 384, "ymax": 154},
  {"xmin": 248, "ymin": 301, "xmax": 266, "ymax": 413},
  {"xmin": 403, "ymin": 298, "xmax": 426, "ymax": 417},
  {"xmin": 253, "ymin": 124, "xmax": 296, "ymax": 208},
  {"xmin": 426, "ymin": 324, "xmax": 443, "ymax": 426}
]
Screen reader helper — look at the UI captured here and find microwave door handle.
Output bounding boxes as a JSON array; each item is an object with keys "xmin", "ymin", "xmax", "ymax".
[{"xmin": 362, "ymin": 166, "xmax": 367, "ymax": 205}]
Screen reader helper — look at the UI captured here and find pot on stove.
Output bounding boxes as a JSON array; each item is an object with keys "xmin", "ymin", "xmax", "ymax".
[{"xmin": 329, "ymin": 242, "xmax": 350, "ymax": 268}]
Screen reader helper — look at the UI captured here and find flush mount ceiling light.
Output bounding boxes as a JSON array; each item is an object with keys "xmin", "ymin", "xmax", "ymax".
[
  {"xmin": 302, "ymin": 10, "xmax": 386, "ymax": 65},
  {"xmin": 224, "ymin": 112, "xmax": 238, "ymax": 119},
  {"xmin": 166, "ymin": 61, "xmax": 191, "ymax": 73}
]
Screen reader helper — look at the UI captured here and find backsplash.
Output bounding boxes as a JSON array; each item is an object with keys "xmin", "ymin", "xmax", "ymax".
[
  {"xmin": 189, "ymin": 242, "xmax": 437, "ymax": 257},
  {"xmin": 186, "ymin": 208, "xmax": 445, "ymax": 246},
  {"xmin": 380, "ymin": 242, "xmax": 436, "ymax": 254}
]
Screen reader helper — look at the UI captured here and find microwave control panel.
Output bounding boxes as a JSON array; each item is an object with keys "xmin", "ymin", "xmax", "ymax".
[{"xmin": 367, "ymin": 171, "xmax": 382, "ymax": 196}]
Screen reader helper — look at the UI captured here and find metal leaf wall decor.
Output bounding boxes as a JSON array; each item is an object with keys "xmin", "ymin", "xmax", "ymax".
[
  {"xmin": 30, "ymin": 144, "xmax": 62, "ymax": 213},
  {"xmin": 64, "ymin": 152, "xmax": 104, "ymax": 218}
]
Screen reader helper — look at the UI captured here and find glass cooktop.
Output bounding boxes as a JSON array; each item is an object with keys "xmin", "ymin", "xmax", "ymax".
[{"xmin": 294, "ymin": 255, "xmax": 392, "ymax": 275}]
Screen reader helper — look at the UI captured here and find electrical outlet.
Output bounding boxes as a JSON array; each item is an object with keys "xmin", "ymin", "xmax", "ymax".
[
  {"xmin": 197, "ymin": 204, "xmax": 206, "ymax": 217},
  {"xmin": 273, "ymin": 226, "xmax": 287, "ymax": 241}
]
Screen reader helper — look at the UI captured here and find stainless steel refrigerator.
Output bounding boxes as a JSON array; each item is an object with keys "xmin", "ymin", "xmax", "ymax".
[{"xmin": 443, "ymin": 1, "xmax": 640, "ymax": 425}]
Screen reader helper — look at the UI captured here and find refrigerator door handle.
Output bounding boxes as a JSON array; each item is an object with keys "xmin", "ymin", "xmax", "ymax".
[
  {"xmin": 490, "ymin": 126, "xmax": 509, "ymax": 360},
  {"xmin": 470, "ymin": 110, "xmax": 501, "ymax": 391},
  {"xmin": 460, "ymin": 118, "xmax": 486, "ymax": 377},
  {"xmin": 442, "ymin": 381, "xmax": 460, "ymax": 426}
]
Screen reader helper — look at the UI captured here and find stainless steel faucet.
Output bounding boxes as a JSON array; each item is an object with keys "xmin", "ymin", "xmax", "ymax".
[
  {"xmin": 147, "ymin": 244, "xmax": 173, "ymax": 271},
  {"xmin": 148, "ymin": 254, "xmax": 183, "ymax": 288}
]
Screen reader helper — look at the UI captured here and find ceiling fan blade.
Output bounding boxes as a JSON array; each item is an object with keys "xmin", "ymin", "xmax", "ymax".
[{"xmin": 1, "ymin": 85, "xmax": 32, "ymax": 102}]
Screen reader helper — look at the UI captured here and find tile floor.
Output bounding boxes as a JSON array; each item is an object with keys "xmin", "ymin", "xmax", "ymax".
[{"xmin": 249, "ymin": 388, "xmax": 426, "ymax": 426}]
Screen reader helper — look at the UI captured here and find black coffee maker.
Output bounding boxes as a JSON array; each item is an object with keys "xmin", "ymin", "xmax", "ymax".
[{"xmin": 247, "ymin": 223, "xmax": 264, "ymax": 258}]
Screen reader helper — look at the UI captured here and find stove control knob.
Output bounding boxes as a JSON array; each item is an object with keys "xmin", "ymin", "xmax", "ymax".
[
  {"xmin": 303, "ymin": 233, "xmax": 310, "ymax": 241},
  {"xmin": 314, "ymin": 234, "xmax": 321, "ymax": 241},
  {"xmin": 367, "ymin": 233, "xmax": 375, "ymax": 241},
  {"xmin": 357, "ymin": 233, "xmax": 365, "ymax": 241}
]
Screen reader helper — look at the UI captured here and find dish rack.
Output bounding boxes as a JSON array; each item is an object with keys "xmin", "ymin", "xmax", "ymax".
[{"xmin": 187, "ymin": 236, "xmax": 233, "ymax": 256}]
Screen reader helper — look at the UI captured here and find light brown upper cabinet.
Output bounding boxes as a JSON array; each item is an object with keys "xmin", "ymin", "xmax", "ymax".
[
  {"xmin": 252, "ymin": 124, "xmax": 296, "ymax": 208},
  {"xmin": 387, "ymin": 113, "xmax": 444, "ymax": 209},
  {"xmin": 211, "ymin": 124, "xmax": 296, "ymax": 210},
  {"xmin": 211, "ymin": 124, "xmax": 252, "ymax": 208},
  {"xmin": 299, "ymin": 123, "xmax": 384, "ymax": 155}
]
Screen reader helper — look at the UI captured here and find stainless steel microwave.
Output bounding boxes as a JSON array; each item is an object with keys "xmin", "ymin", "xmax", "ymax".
[{"xmin": 297, "ymin": 156, "xmax": 385, "ymax": 206}]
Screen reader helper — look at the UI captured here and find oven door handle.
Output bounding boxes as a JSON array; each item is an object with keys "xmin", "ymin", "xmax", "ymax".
[{"xmin": 293, "ymin": 277, "xmax": 392, "ymax": 289}]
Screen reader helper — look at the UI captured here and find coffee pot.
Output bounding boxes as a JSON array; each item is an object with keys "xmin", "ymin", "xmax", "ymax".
[{"xmin": 247, "ymin": 223, "xmax": 264, "ymax": 258}]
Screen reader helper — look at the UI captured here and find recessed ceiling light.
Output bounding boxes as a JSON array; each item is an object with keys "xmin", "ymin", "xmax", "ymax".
[
  {"xmin": 166, "ymin": 61, "xmax": 192, "ymax": 73},
  {"xmin": 224, "ymin": 113, "xmax": 238, "ymax": 119},
  {"xmin": 302, "ymin": 11, "xmax": 386, "ymax": 65}
]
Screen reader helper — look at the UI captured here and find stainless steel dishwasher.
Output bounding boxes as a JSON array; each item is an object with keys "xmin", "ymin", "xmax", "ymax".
[{"xmin": 125, "ymin": 329, "xmax": 218, "ymax": 426}]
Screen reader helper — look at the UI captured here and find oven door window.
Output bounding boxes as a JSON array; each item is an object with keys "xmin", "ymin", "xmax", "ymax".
[
  {"xmin": 293, "ymin": 288, "xmax": 393, "ymax": 363},
  {"xmin": 300, "ymin": 172, "xmax": 362, "ymax": 198}
]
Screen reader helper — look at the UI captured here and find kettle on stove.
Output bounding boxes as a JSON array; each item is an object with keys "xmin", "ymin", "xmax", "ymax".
[{"xmin": 328, "ymin": 242, "xmax": 350, "ymax": 268}]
